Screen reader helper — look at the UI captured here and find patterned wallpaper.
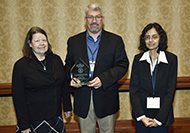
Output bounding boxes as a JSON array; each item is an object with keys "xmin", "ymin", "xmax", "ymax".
[{"xmin": 0, "ymin": 0, "xmax": 190, "ymax": 126}]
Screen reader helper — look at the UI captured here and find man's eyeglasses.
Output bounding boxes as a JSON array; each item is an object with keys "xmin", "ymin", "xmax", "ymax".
[
  {"xmin": 86, "ymin": 15, "xmax": 103, "ymax": 21},
  {"xmin": 144, "ymin": 34, "xmax": 159, "ymax": 41}
]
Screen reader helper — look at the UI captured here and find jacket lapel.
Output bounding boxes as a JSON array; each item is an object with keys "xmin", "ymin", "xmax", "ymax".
[
  {"xmin": 141, "ymin": 60, "xmax": 152, "ymax": 79},
  {"xmin": 95, "ymin": 30, "xmax": 109, "ymax": 66},
  {"xmin": 79, "ymin": 31, "xmax": 89, "ymax": 65},
  {"xmin": 28, "ymin": 55, "xmax": 53, "ymax": 74},
  {"xmin": 49, "ymin": 54, "xmax": 58, "ymax": 75},
  {"xmin": 140, "ymin": 60, "xmax": 153, "ymax": 93},
  {"xmin": 28, "ymin": 57, "xmax": 44, "ymax": 72},
  {"xmin": 155, "ymin": 63, "xmax": 168, "ymax": 91}
]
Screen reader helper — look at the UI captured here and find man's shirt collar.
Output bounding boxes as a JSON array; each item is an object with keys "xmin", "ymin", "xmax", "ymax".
[{"xmin": 86, "ymin": 30, "xmax": 102, "ymax": 42}]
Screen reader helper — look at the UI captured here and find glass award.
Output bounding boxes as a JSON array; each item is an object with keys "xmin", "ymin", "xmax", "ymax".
[{"xmin": 70, "ymin": 58, "xmax": 91, "ymax": 86}]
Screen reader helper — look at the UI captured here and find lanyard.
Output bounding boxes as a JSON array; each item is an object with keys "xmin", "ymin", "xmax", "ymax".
[
  {"xmin": 87, "ymin": 44, "xmax": 99, "ymax": 62},
  {"xmin": 150, "ymin": 57, "xmax": 159, "ymax": 95}
]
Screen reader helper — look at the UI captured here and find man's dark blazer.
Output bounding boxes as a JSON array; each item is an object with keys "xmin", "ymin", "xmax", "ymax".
[
  {"xmin": 129, "ymin": 51, "xmax": 178, "ymax": 126},
  {"xmin": 65, "ymin": 29, "xmax": 129, "ymax": 118},
  {"xmin": 12, "ymin": 53, "xmax": 72, "ymax": 130}
]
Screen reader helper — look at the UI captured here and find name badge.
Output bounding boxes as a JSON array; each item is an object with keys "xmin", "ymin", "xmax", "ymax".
[
  {"xmin": 89, "ymin": 61, "xmax": 95, "ymax": 72},
  {"xmin": 147, "ymin": 97, "xmax": 160, "ymax": 109}
]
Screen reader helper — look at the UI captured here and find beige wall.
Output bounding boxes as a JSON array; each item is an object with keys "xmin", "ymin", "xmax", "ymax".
[{"xmin": 0, "ymin": 0, "xmax": 190, "ymax": 125}]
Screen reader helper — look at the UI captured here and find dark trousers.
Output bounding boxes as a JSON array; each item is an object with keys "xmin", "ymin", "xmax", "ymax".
[
  {"xmin": 136, "ymin": 109, "xmax": 169, "ymax": 133},
  {"xmin": 135, "ymin": 121, "xmax": 169, "ymax": 133}
]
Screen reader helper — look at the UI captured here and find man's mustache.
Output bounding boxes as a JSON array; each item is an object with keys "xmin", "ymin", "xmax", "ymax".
[{"xmin": 90, "ymin": 23, "xmax": 98, "ymax": 26}]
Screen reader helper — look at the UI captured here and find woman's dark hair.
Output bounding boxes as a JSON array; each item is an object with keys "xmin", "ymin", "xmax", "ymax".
[
  {"xmin": 138, "ymin": 22, "xmax": 168, "ymax": 52},
  {"xmin": 22, "ymin": 26, "xmax": 53, "ymax": 58}
]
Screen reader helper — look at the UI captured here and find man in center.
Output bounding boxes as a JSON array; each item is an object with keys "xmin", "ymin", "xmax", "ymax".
[{"xmin": 65, "ymin": 3, "xmax": 129, "ymax": 133}]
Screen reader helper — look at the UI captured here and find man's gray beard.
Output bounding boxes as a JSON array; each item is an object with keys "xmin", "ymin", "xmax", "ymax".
[
  {"xmin": 89, "ymin": 28, "xmax": 101, "ymax": 34},
  {"xmin": 87, "ymin": 24, "xmax": 101, "ymax": 34}
]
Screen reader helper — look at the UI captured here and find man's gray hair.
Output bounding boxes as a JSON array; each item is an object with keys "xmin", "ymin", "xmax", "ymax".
[{"xmin": 85, "ymin": 3, "xmax": 103, "ymax": 16}]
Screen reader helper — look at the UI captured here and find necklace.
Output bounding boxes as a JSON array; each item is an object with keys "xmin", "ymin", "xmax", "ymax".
[{"xmin": 40, "ymin": 60, "xmax": 46, "ymax": 70}]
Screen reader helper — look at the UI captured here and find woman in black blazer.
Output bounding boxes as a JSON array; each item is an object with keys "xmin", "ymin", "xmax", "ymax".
[
  {"xmin": 130, "ymin": 23, "xmax": 177, "ymax": 133},
  {"xmin": 12, "ymin": 27, "xmax": 72, "ymax": 133}
]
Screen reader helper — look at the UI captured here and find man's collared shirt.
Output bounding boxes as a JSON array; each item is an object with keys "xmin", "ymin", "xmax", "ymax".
[{"xmin": 86, "ymin": 31, "xmax": 102, "ymax": 77}]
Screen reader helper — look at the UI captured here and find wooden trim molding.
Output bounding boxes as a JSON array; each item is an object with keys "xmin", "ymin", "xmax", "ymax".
[
  {"xmin": 0, "ymin": 83, "xmax": 12, "ymax": 95},
  {"xmin": 0, "ymin": 76, "xmax": 190, "ymax": 95},
  {"xmin": 118, "ymin": 76, "xmax": 190, "ymax": 91}
]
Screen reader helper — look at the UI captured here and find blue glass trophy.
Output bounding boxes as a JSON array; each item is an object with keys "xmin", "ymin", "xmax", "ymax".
[{"xmin": 70, "ymin": 58, "xmax": 91, "ymax": 86}]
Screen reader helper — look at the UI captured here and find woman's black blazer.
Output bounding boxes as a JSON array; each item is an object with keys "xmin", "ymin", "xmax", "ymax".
[
  {"xmin": 12, "ymin": 53, "xmax": 72, "ymax": 130},
  {"xmin": 130, "ymin": 51, "xmax": 177, "ymax": 126}
]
